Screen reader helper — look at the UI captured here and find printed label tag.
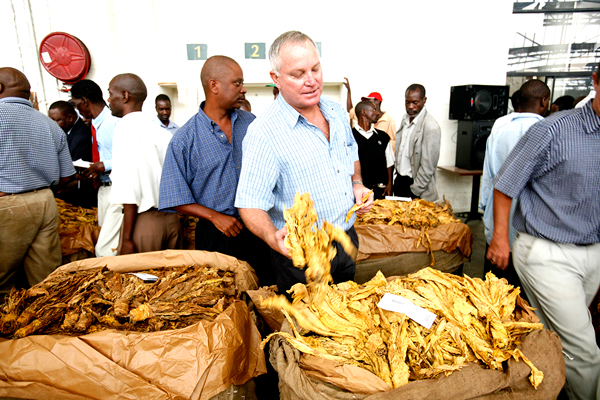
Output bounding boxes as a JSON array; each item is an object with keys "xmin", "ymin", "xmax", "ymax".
[
  {"xmin": 129, "ymin": 272, "xmax": 158, "ymax": 282},
  {"xmin": 377, "ymin": 293, "xmax": 436, "ymax": 329}
]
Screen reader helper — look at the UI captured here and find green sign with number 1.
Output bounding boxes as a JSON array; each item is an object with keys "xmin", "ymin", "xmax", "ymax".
[{"xmin": 187, "ymin": 44, "xmax": 207, "ymax": 60}]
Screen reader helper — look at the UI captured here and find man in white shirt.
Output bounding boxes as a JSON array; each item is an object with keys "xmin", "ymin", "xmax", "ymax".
[
  {"xmin": 393, "ymin": 84, "xmax": 441, "ymax": 201},
  {"xmin": 153, "ymin": 94, "xmax": 179, "ymax": 133},
  {"xmin": 108, "ymin": 74, "xmax": 181, "ymax": 254}
]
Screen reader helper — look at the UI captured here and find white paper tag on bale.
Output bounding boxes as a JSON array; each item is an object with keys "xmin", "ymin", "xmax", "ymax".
[
  {"xmin": 377, "ymin": 293, "xmax": 436, "ymax": 329},
  {"xmin": 384, "ymin": 196, "xmax": 412, "ymax": 202},
  {"xmin": 129, "ymin": 272, "xmax": 158, "ymax": 282}
]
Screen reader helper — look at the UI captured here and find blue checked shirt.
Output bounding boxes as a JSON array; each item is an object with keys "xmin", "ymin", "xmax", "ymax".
[
  {"xmin": 92, "ymin": 106, "xmax": 119, "ymax": 183},
  {"xmin": 494, "ymin": 102, "xmax": 600, "ymax": 244},
  {"xmin": 159, "ymin": 102, "xmax": 255, "ymax": 216},
  {"xmin": 235, "ymin": 94, "xmax": 359, "ymax": 230},
  {"xmin": 0, "ymin": 97, "xmax": 75, "ymax": 192},
  {"xmin": 479, "ymin": 112, "xmax": 543, "ymax": 245}
]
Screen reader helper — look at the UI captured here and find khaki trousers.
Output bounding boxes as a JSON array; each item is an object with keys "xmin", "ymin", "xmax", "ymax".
[
  {"xmin": 513, "ymin": 232, "xmax": 600, "ymax": 400},
  {"xmin": 117, "ymin": 209, "xmax": 181, "ymax": 254},
  {"xmin": 0, "ymin": 189, "xmax": 61, "ymax": 297}
]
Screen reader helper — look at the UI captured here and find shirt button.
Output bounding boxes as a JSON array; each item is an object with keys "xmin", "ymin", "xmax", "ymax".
[{"xmin": 337, "ymin": 170, "xmax": 339, "ymax": 173}]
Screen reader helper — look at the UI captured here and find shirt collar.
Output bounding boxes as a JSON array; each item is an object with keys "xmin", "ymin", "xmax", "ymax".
[
  {"xmin": 276, "ymin": 93, "xmax": 335, "ymax": 129},
  {"xmin": 0, "ymin": 97, "xmax": 32, "ymax": 106},
  {"xmin": 403, "ymin": 106, "xmax": 426, "ymax": 126},
  {"xmin": 197, "ymin": 101, "xmax": 240, "ymax": 130},
  {"xmin": 581, "ymin": 100, "xmax": 600, "ymax": 134},
  {"xmin": 67, "ymin": 116, "xmax": 81, "ymax": 135},
  {"xmin": 92, "ymin": 106, "xmax": 112, "ymax": 129},
  {"xmin": 355, "ymin": 123, "xmax": 375, "ymax": 136}
]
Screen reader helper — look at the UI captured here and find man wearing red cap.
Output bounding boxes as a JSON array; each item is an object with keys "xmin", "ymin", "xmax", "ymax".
[{"xmin": 343, "ymin": 78, "xmax": 397, "ymax": 150}]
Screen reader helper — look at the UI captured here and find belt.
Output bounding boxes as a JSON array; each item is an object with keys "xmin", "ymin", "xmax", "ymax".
[
  {"xmin": 0, "ymin": 186, "xmax": 49, "ymax": 198},
  {"xmin": 99, "ymin": 181, "xmax": 112, "ymax": 187}
]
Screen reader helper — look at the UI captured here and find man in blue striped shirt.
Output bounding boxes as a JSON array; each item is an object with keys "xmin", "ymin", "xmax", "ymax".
[
  {"xmin": 487, "ymin": 69, "xmax": 600, "ymax": 399},
  {"xmin": 235, "ymin": 31, "xmax": 374, "ymax": 294},
  {"xmin": 0, "ymin": 68, "xmax": 75, "ymax": 299}
]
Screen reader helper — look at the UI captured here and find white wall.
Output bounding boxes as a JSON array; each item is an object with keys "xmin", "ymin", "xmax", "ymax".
[{"xmin": 1, "ymin": 0, "xmax": 514, "ymax": 212}]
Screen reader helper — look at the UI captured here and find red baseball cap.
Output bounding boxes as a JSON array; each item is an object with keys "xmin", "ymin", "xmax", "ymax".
[{"xmin": 361, "ymin": 92, "xmax": 383, "ymax": 102}]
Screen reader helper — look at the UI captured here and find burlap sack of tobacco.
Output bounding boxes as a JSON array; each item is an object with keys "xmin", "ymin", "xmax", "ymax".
[
  {"xmin": 354, "ymin": 223, "xmax": 473, "ymax": 283},
  {"xmin": 270, "ymin": 319, "xmax": 565, "ymax": 400},
  {"xmin": 58, "ymin": 223, "xmax": 101, "ymax": 259},
  {"xmin": 0, "ymin": 250, "xmax": 267, "ymax": 400}
]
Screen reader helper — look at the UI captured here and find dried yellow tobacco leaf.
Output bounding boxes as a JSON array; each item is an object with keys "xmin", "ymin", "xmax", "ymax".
[{"xmin": 263, "ymin": 193, "xmax": 544, "ymax": 390}]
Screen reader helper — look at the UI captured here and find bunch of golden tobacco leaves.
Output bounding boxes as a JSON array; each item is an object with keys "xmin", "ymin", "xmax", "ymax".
[
  {"xmin": 0, "ymin": 265, "xmax": 236, "ymax": 339},
  {"xmin": 262, "ymin": 193, "xmax": 544, "ymax": 389},
  {"xmin": 56, "ymin": 198, "xmax": 98, "ymax": 230}
]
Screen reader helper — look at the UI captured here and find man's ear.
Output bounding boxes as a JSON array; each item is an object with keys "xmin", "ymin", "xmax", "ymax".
[
  {"xmin": 208, "ymin": 78, "xmax": 219, "ymax": 94},
  {"xmin": 270, "ymin": 71, "xmax": 279, "ymax": 88},
  {"xmin": 0, "ymin": 82, "xmax": 4, "ymax": 95},
  {"xmin": 123, "ymin": 90, "xmax": 130, "ymax": 103},
  {"xmin": 541, "ymin": 96, "xmax": 550, "ymax": 109}
]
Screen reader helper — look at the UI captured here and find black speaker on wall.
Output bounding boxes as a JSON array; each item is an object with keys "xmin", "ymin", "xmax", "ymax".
[
  {"xmin": 449, "ymin": 85, "xmax": 509, "ymax": 120},
  {"xmin": 455, "ymin": 120, "xmax": 494, "ymax": 170}
]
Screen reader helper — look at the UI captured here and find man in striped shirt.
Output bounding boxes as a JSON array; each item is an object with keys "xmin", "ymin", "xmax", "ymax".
[
  {"xmin": 487, "ymin": 68, "xmax": 600, "ymax": 400},
  {"xmin": 235, "ymin": 31, "xmax": 373, "ymax": 294}
]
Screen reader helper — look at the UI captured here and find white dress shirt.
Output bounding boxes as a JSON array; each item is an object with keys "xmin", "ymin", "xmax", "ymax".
[{"xmin": 111, "ymin": 112, "xmax": 173, "ymax": 213}]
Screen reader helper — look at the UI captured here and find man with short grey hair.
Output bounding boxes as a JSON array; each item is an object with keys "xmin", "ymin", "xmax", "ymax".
[{"xmin": 235, "ymin": 30, "xmax": 373, "ymax": 294}]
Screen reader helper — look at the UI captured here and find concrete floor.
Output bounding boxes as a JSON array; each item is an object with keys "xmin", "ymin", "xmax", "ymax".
[{"xmin": 461, "ymin": 217, "xmax": 486, "ymax": 279}]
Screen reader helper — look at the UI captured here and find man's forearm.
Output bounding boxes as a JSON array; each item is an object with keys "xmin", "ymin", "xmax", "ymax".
[
  {"xmin": 175, "ymin": 203, "xmax": 219, "ymax": 222},
  {"xmin": 239, "ymin": 208, "xmax": 279, "ymax": 250},
  {"xmin": 122, "ymin": 204, "xmax": 138, "ymax": 240},
  {"xmin": 492, "ymin": 189, "xmax": 512, "ymax": 239},
  {"xmin": 351, "ymin": 160, "xmax": 363, "ymax": 183}
]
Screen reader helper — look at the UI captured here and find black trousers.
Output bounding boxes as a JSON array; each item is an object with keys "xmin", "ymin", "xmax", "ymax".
[
  {"xmin": 271, "ymin": 226, "xmax": 359, "ymax": 296},
  {"xmin": 393, "ymin": 174, "xmax": 416, "ymax": 198},
  {"xmin": 195, "ymin": 218, "xmax": 276, "ymax": 286}
]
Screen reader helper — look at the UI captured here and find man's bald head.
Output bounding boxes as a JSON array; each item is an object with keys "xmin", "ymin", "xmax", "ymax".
[
  {"xmin": 200, "ymin": 56, "xmax": 240, "ymax": 94},
  {"xmin": 108, "ymin": 73, "xmax": 147, "ymax": 117},
  {"xmin": 0, "ymin": 67, "xmax": 31, "ymax": 100},
  {"xmin": 110, "ymin": 73, "xmax": 147, "ymax": 103}
]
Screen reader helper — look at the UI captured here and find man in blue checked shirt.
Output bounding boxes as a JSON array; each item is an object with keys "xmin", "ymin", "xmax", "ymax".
[
  {"xmin": 235, "ymin": 31, "xmax": 374, "ymax": 294},
  {"xmin": 487, "ymin": 68, "xmax": 600, "ymax": 399},
  {"xmin": 0, "ymin": 68, "xmax": 75, "ymax": 299},
  {"xmin": 159, "ymin": 56, "xmax": 274, "ymax": 285}
]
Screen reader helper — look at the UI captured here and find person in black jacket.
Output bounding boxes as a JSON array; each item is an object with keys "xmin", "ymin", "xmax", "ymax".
[
  {"xmin": 48, "ymin": 100, "xmax": 97, "ymax": 207},
  {"xmin": 49, "ymin": 100, "xmax": 92, "ymax": 162},
  {"xmin": 352, "ymin": 101, "xmax": 394, "ymax": 199}
]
